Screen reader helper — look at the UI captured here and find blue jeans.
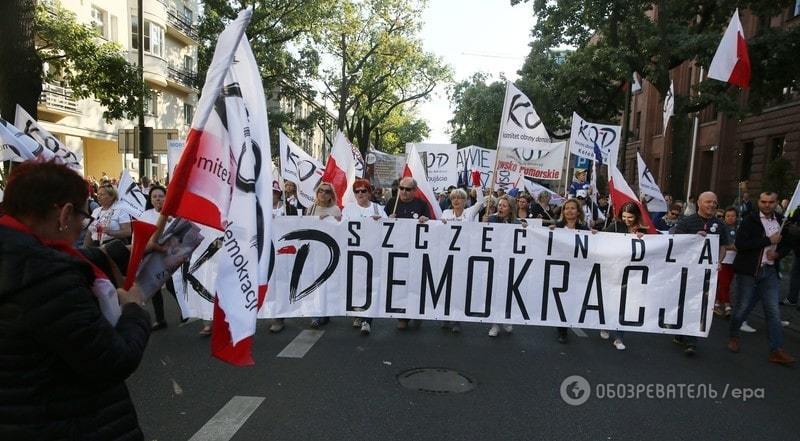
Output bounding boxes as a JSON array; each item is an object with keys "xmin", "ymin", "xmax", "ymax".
[
  {"xmin": 729, "ymin": 265, "xmax": 783, "ymax": 351},
  {"xmin": 787, "ymin": 254, "xmax": 800, "ymax": 304}
]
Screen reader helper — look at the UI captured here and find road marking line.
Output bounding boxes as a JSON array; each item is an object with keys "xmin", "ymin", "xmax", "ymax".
[
  {"xmin": 277, "ymin": 329, "xmax": 325, "ymax": 358},
  {"xmin": 571, "ymin": 328, "xmax": 588, "ymax": 338},
  {"xmin": 188, "ymin": 396, "xmax": 264, "ymax": 441}
]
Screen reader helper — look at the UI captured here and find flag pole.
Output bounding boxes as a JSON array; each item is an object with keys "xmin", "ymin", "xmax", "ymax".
[
  {"xmin": 561, "ymin": 137, "xmax": 571, "ymax": 196},
  {"xmin": 685, "ymin": 66, "xmax": 704, "ymax": 203}
]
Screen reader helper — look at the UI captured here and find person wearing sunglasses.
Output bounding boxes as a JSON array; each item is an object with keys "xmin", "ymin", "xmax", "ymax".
[
  {"xmin": 307, "ymin": 181, "xmax": 341, "ymax": 329},
  {"xmin": 386, "ymin": 177, "xmax": 430, "ymax": 223},
  {"xmin": 342, "ymin": 179, "xmax": 387, "ymax": 335},
  {"xmin": 654, "ymin": 203, "xmax": 683, "ymax": 232},
  {"xmin": 0, "ymin": 161, "xmax": 152, "ymax": 440}
]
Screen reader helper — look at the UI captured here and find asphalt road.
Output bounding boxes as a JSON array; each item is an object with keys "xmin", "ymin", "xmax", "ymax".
[{"xmin": 128, "ymin": 294, "xmax": 800, "ymax": 441}]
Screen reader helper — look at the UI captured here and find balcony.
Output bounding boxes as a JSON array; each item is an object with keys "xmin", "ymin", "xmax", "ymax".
[
  {"xmin": 38, "ymin": 82, "xmax": 79, "ymax": 115},
  {"xmin": 167, "ymin": 64, "xmax": 198, "ymax": 93},
  {"xmin": 166, "ymin": 5, "xmax": 197, "ymax": 44}
]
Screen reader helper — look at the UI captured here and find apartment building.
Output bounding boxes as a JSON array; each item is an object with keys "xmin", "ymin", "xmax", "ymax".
[
  {"xmin": 625, "ymin": 5, "xmax": 800, "ymax": 205},
  {"xmin": 37, "ymin": 0, "xmax": 199, "ymax": 181},
  {"xmin": 267, "ymin": 85, "xmax": 337, "ymax": 161}
]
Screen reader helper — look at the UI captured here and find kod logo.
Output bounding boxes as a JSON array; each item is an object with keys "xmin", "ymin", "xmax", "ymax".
[{"xmin": 560, "ymin": 375, "xmax": 591, "ymax": 406}]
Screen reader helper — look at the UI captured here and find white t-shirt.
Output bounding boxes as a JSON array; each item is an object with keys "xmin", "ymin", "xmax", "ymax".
[
  {"xmin": 89, "ymin": 206, "xmax": 131, "ymax": 242},
  {"xmin": 139, "ymin": 208, "xmax": 160, "ymax": 224},
  {"xmin": 441, "ymin": 197, "xmax": 484, "ymax": 222},
  {"xmin": 342, "ymin": 202, "xmax": 387, "ymax": 220}
]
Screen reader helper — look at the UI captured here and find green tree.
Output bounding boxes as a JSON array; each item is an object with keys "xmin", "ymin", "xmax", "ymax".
[
  {"xmin": 321, "ymin": 0, "xmax": 451, "ymax": 153},
  {"xmin": 198, "ymin": 0, "xmax": 337, "ymax": 154},
  {"xmin": 0, "ymin": 1, "xmax": 144, "ymax": 122},
  {"xmin": 447, "ymin": 73, "xmax": 506, "ymax": 148},
  {"xmin": 372, "ymin": 105, "xmax": 429, "ymax": 153},
  {"xmin": 513, "ymin": 0, "xmax": 798, "ymax": 196}
]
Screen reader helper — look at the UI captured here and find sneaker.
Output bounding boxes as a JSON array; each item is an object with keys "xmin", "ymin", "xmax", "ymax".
[
  {"xmin": 781, "ymin": 320, "xmax": 790, "ymax": 327},
  {"xmin": 557, "ymin": 328, "xmax": 568, "ymax": 344},
  {"xmin": 151, "ymin": 321, "xmax": 167, "ymax": 331},
  {"xmin": 713, "ymin": 304, "xmax": 723, "ymax": 316},
  {"xmin": 684, "ymin": 345, "xmax": 696, "ymax": 356},
  {"xmin": 768, "ymin": 348, "xmax": 796, "ymax": 365},
  {"xmin": 396, "ymin": 319, "xmax": 409, "ymax": 330},
  {"xmin": 503, "ymin": 324, "xmax": 513, "ymax": 334},
  {"xmin": 740, "ymin": 321, "xmax": 757, "ymax": 333},
  {"xmin": 451, "ymin": 324, "xmax": 461, "ymax": 334},
  {"xmin": 488, "ymin": 324, "xmax": 500, "ymax": 337},
  {"xmin": 352, "ymin": 318, "xmax": 362, "ymax": 328},
  {"xmin": 360, "ymin": 321, "xmax": 371, "ymax": 335},
  {"xmin": 672, "ymin": 336, "xmax": 686, "ymax": 346},
  {"xmin": 269, "ymin": 319, "xmax": 285, "ymax": 333},
  {"xmin": 600, "ymin": 330, "xmax": 610, "ymax": 340},
  {"xmin": 310, "ymin": 319, "xmax": 321, "ymax": 329},
  {"xmin": 724, "ymin": 304, "xmax": 732, "ymax": 317},
  {"xmin": 779, "ymin": 299, "xmax": 798, "ymax": 306},
  {"xmin": 613, "ymin": 339, "xmax": 626, "ymax": 351}
]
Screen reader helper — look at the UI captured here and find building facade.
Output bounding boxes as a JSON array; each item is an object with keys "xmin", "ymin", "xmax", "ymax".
[
  {"xmin": 625, "ymin": 5, "xmax": 800, "ymax": 206},
  {"xmin": 38, "ymin": 0, "xmax": 199, "ymax": 181}
]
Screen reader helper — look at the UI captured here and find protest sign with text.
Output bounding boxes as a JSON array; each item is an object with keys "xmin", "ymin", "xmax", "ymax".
[
  {"xmin": 569, "ymin": 112, "xmax": 620, "ymax": 165},
  {"xmin": 406, "ymin": 143, "xmax": 457, "ymax": 192}
]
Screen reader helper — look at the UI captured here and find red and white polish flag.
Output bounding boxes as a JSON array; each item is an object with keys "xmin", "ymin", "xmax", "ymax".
[
  {"xmin": 403, "ymin": 143, "xmax": 443, "ymax": 220},
  {"xmin": 708, "ymin": 9, "xmax": 750, "ymax": 88},
  {"xmin": 320, "ymin": 131, "xmax": 360, "ymax": 208},
  {"xmin": 608, "ymin": 158, "xmax": 658, "ymax": 234},
  {"xmin": 162, "ymin": 8, "xmax": 273, "ymax": 366}
]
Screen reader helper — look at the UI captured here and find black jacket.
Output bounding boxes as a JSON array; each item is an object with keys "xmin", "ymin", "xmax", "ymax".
[
  {"xmin": 732, "ymin": 211, "xmax": 791, "ymax": 276},
  {"xmin": 0, "ymin": 225, "xmax": 151, "ymax": 441}
]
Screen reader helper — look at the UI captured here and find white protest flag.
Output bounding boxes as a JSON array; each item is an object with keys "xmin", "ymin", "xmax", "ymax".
[
  {"xmin": 636, "ymin": 152, "xmax": 668, "ymax": 214},
  {"xmin": 403, "ymin": 143, "xmax": 443, "ymax": 219},
  {"xmin": 162, "ymin": 8, "xmax": 273, "ymax": 366},
  {"xmin": 14, "ymin": 104, "xmax": 82, "ymax": 172},
  {"xmin": 115, "ymin": 169, "xmax": 147, "ymax": 218},
  {"xmin": 663, "ymin": 80, "xmax": 674, "ymax": 135},
  {"xmin": 569, "ymin": 112, "xmax": 620, "ymax": 165},
  {"xmin": 498, "ymin": 81, "xmax": 550, "ymax": 147},
  {"xmin": 279, "ymin": 129, "xmax": 324, "ymax": 207},
  {"xmin": 522, "ymin": 178, "xmax": 565, "ymax": 206},
  {"xmin": 405, "ymin": 143, "xmax": 457, "ymax": 192},
  {"xmin": 785, "ymin": 179, "xmax": 800, "ymax": 219},
  {"xmin": 320, "ymin": 131, "xmax": 359, "ymax": 208},
  {"xmin": 708, "ymin": 9, "xmax": 750, "ymax": 88},
  {"xmin": 0, "ymin": 117, "xmax": 53, "ymax": 162}
]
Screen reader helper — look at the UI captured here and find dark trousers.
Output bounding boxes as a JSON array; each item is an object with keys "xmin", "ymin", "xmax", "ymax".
[{"xmin": 152, "ymin": 278, "xmax": 180, "ymax": 323}]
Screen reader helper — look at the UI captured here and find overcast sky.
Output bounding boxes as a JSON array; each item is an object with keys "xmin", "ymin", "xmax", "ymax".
[{"xmin": 417, "ymin": 0, "xmax": 537, "ymax": 144}]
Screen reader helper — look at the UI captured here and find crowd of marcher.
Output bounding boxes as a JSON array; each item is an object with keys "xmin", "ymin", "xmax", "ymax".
[{"xmin": 0, "ymin": 161, "xmax": 798, "ymax": 440}]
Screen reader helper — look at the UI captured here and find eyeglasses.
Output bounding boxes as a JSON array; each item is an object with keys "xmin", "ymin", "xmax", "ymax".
[
  {"xmin": 317, "ymin": 188, "xmax": 332, "ymax": 194},
  {"xmin": 354, "ymin": 189, "xmax": 369, "ymax": 194},
  {"xmin": 399, "ymin": 186, "xmax": 415, "ymax": 192}
]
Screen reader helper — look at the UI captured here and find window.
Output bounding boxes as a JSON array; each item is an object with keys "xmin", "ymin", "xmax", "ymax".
[
  {"xmin": 770, "ymin": 137, "xmax": 785, "ymax": 161},
  {"xmin": 633, "ymin": 111, "xmax": 641, "ymax": 140},
  {"xmin": 184, "ymin": 55, "xmax": 193, "ymax": 71},
  {"xmin": 91, "ymin": 6, "xmax": 107, "ymax": 38},
  {"xmin": 131, "ymin": 18, "xmax": 164, "ymax": 57},
  {"xmin": 183, "ymin": 103, "xmax": 194, "ymax": 124},
  {"xmin": 740, "ymin": 142, "xmax": 754, "ymax": 181},
  {"xmin": 145, "ymin": 90, "xmax": 158, "ymax": 116},
  {"xmin": 183, "ymin": 5, "xmax": 194, "ymax": 24},
  {"xmin": 795, "ymin": 0, "xmax": 800, "ymax": 17}
]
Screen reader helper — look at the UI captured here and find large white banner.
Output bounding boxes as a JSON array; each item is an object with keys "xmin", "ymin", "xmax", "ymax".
[
  {"xmin": 184, "ymin": 218, "xmax": 719, "ymax": 336},
  {"xmin": 456, "ymin": 145, "xmax": 496, "ymax": 189},
  {"xmin": 495, "ymin": 141, "xmax": 566, "ymax": 183},
  {"xmin": 569, "ymin": 112, "xmax": 620, "ymax": 165},
  {"xmin": 406, "ymin": 142, "xmax": 457, "ymax": 192},
  {"xmin": 279, "ymin": 130, "xmax": 325, "ymax": 207}
]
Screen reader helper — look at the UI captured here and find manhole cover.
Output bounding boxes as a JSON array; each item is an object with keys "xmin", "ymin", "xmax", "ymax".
[{"xmin": 397, "ymin": 368, "xmax": 477, "ymax": 394}]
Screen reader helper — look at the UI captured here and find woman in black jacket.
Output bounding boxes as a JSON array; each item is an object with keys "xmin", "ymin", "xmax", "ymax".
[{"xmin": 0, "ymin": 161, "xmax": 152, "ymax": 441}]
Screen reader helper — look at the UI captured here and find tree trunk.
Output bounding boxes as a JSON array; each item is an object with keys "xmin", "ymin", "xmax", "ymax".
[{"xmin": 0, "ymin": 0, "xmax": 42, "ymax": 121}]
